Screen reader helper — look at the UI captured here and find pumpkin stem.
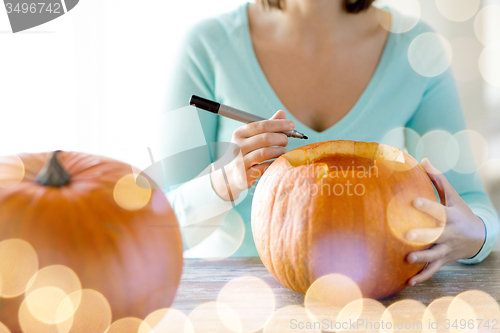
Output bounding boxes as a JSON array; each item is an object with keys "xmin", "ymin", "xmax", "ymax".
[{"xmin": 36, "ymin": 151, "xmax": 71, "ymax": 187}]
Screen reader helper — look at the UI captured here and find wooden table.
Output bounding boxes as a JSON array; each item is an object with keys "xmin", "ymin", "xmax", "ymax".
[{"xmin": 172, "ymin": 252, "xmax": 500, "ymax": 332}]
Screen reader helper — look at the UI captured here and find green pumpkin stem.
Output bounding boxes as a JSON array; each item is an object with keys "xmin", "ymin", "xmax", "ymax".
[{"xmin": 36, "ymin": 151, "xmax": 71, "ymax": 187}]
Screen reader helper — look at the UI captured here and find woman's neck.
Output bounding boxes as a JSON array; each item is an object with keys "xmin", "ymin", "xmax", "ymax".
[{"xmin": 250, "ymin": 0, "xmax": 381, "ymax": 49}]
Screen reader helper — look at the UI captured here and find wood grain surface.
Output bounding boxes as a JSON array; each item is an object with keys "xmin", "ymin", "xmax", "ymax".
[{"xmin": 171, "ymin": 252, "xmax": 500, "ymax": 332}]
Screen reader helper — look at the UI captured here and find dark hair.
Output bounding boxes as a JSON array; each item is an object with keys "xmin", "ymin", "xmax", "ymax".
[{"xmin": 257, "ymin": 0, "xmax": 375, "ymax": 13}]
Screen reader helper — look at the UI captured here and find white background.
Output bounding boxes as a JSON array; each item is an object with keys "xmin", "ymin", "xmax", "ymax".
[{"xmin": 0, "ymin": 0, "xmax": 247, "ymax": 170}]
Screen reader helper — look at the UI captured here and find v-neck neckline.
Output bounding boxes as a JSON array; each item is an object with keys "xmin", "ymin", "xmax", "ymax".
[{"xmin": 240, "ymin": 2, "xmax": 395, "ymax": 139}]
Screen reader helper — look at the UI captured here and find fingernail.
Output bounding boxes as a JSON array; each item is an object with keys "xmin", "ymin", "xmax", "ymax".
[
  {"xmin": 409, "ymin": 254, "xmax": 417, "ymax": 263},
  {"xmin": 288, "ymin": 121, "xmax": 295, "ymax": 129},
  {"xmin": 409, "ymin": 280, "xmax": 416, "ymax": 286},
  {"xmin": 414, "ymin": 198, "xmax": 422, "ymax": 207},
  {"xmin": 407, "ymin": 232, "xmax": 416, "ymax": 241}
]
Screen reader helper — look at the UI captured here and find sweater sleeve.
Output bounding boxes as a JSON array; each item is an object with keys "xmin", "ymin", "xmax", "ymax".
[
  {"xmin": 405, "ymin": 67, "xmax": 499, "ymax": 264},
  {"xmin": 162, "ymin": 21, "xmax": 234, "ymax": 249}
]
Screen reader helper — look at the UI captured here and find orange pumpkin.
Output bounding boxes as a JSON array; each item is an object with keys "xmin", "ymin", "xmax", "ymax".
[
  {"xmin": 0, "ymin": 151, "xmax": 183, "ymax": 332},
  {"xmin": 251, "ymin": 140, "xmax": 439, "ymax": 299}
]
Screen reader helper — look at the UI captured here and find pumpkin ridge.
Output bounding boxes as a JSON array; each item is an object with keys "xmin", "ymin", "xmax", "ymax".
[
  {"xmin": 282, "ymin": 174, "xmax": 298, "ymax": 291},
  {"xmin": 272, "ymin": 174, "xmax": 291, "ymax": 289},
  {"xmin": 290, "ymin": 169, "xmax": 311, "ymax": 292},
  {"xmin": 258, "ymin": 169, "xmax": 278, "ymax": 278},
  {"xmin": 300, "ymin": 175, "xmax": 314, "ymax": 294}
]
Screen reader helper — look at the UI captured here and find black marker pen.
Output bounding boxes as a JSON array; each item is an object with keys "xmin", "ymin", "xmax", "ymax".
[{"xmin": 189, "ymin": 95, "xmax": 308, "ymax": 139}]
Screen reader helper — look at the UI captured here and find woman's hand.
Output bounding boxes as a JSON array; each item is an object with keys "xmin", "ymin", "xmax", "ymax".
[
  {"xmin": 211, "ymin": 110, "xmax": 294, "ymax": 201},
  {"xmin": 405, "ymin": 158, "xmax": 486, "ymax": 286}
]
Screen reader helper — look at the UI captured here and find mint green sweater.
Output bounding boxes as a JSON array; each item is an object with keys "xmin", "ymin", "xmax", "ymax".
[{"xmin": 164, "ymin": 3, "xmax": 499, "ymax": 262}]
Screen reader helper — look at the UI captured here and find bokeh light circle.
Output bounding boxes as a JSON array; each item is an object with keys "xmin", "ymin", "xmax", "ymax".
[
  {"xmin": 304, "ymin": 274, "xmax": 362, "ymax": 332},
  {"xmin": 264, "ymin": 305, "xmax": 319, "ymax": 333},
  {"xmin": 448, "ymin": 290, "xmax": 500, "ymax": 333},
  {"xmin": 19, "ymin": 288, "xmax": 111, "ymax": 333},
  {"xmin": 183, "ymin": 208, "xmax": 245, "ymax": 260},
  {"xmin": 479, "ymin": 43, "xmax": 500, "ymax": 87},
  {"xmin": 0, "ymin": 155, "xmax": 25, "ymax": 188},
  {"xmin": 375, "ymin": 0, "xmax": 421, "ymax": 34},
  {"xmin": 435, "ymin": 0, "xmax": 480, "ymax": 22},
  {"xmin": 474, "ymin": 5, "xmax": 500, "ymax": 46},
  {"xmin": 188, "ymin": 301, "xmax": 241, "ymax": 333},
  {"xmin": 387, "ymin": 188, "xmax": 444, "ymax": 245},
  {"xmin": 449, "ymin": 130, "xmax": 488, "ymax": 174},
  {"xmin": 19, "ymin": 294, "xmax": 74, "ymax": 333},
  {"xmin": 423, "ymin": 296, "xmax": 454, "ymax": 333},
  {"xmin": 25, "ymin": 286, "xmax": 73, "ymax": 324},
  {"xmin": 450, "ymin": 37, "xmax": 482, "ymax": 82},
  {"xmin": 447, "ymin": 296, "xmax": 476, "ymax": 333},
  {"xmin": 0, "ymin": 322, "xmax": 10, "ymax": 333},
  {"xmin": 380, "ymin": 127, "xmax": 421, "ymax": 152},
  {"xmin": 408, "ymin": 33, "xmax": 453, "ymax": 77},
  {"xmin": 374, "ymin": 145, "xmax": 419, "ymax": 182},
  {"xmin": 26, "ymin": 265, "xmax": 81, "ymax": 295},
  {"xmin": 0, "ymin": 238, "xmax": 38, "ymax": 298},
  {"xmin": 113, "ymin": 174, "xmax": 152, "ymax": 211},
  {"xmin": 25, "ymin": 264, "xmax": 82, "ymax": 320},
  {"xmin": 106, "ymin": 317, "xmax": 144, "ymax": 333},
  {"xmin": 416, "ymin": 130, "xmax": 459, "ymax": 173},
  {"xmin": 217, "ymin": 275, "xmax": 275, "ymax": 332},
  {"xmin": 381, "ymin": 300, "xmax": 429, "ymax": 333},
  {"xmin": 337, "ymin": 298, "xmax": 386, "ymax": 333},
  {"xmin": 473, "ymin": 158, "xmax": 500, "ymax": 192},
  {"xmin": 138, "ymin": 308, "xmax": 194, "ymax": 333},
  {"xmin": 57, "ymin": 289, "xmax": 112, "ymax": 333}
]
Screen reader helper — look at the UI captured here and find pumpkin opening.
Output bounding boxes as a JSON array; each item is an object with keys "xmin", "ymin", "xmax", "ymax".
[
  {"xmin": 283, "ymin": 141, "xmax": 418, "ymax": 181},
  {"xmin": 283, "ymin": 141, "xmax": 410, "ymax": 168}
]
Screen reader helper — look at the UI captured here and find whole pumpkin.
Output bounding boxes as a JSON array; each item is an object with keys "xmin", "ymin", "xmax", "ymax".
[
  {"xmin": 251, "ymin": 140, "xmax": 439, "ymax": 299},
  {"xmin": 0, "ymin": 151, "xmax": 183, "ymax": 332}
]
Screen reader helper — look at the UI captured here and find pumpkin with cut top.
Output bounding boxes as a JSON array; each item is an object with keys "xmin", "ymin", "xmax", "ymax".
[{"xmin": 251, "ymin": 140, "xmax": 439, "ymax": 299}]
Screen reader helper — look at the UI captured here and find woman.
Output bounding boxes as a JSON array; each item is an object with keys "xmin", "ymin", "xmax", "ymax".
[{"xmin": 164, "ymin": 0, "xmax": 499, "ymax": 287}]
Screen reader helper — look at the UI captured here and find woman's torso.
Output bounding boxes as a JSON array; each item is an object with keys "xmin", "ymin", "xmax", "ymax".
[
  {"xmin": 247, "ymin": 3, "xmax": 390, "ymax": 132},
  {"xmin": 174, "ymin": 3, "xmax": 441, "ymax": 256}
]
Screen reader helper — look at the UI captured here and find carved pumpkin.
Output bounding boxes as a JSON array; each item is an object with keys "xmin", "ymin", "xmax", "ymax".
[
  {"xmin": 251, "ymin": 140, "xmax": 438, "ymax": 299},
  {"xmin": 0, "ymin": 151, "xmax": 183, "ymax": 332}
]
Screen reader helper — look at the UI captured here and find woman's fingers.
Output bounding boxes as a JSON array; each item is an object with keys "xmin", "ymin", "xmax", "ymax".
[
  {"xmin": 420, "ymin": 158, "xmax": 457, "ymax": 206},
  {"xmin": 247, "ymin": 162, "xmax": 273, "ymax": 186},
  {"xmin": 234, "ymin": 113, "xmax": 295, "ymax": 139},
  {"xmin": 271, "ymin": 110, "xmax": 287, "ymax": 120},
  {"xmin": 240, "ymin": 132, "xmax": 289, "ymax": 155},
  {"xmin": 405, "ymin": 226, "xmax": 445, "ymax": 244},
  {"xmin": 244, "ymin": 147, "xmax": 287, "ymax": 168},
  {"xmin": 408, "ymin": 260, "xmax": 444, "ymax": 286},
  {"xmin": 413, "ymin": 197, "xmax": 447, "ymax": 226},
  {"xmin": 407, "ymin": 243, "xmax": 448, "ymax": 264}
]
